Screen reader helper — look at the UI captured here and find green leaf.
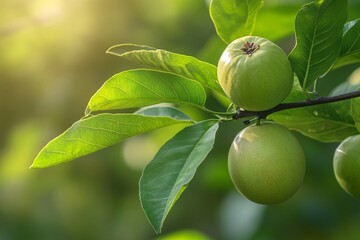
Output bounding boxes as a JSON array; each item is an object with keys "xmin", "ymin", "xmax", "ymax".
[
  {"xmin": 86, "ymin": 69, "xmax": 207, "ymax": 113},
  {"xmin": 270, "ymin": 105, "xmax": 357, "ymax": 143},
  {"xmin": 139, "ymin": 120, "xmax": 219, "ymax": 234},
  {"xmin": 333, "ymin": 19, "xmax": 360, "ymax": 69},
  {"xmin": 107, "ymin": 44, "xmax": 224, "ymax": 96},
  {"xmin": 269, "ymin": 79, "xmax": 358, "ymax": 142},
  {"xmin": 281, "ymin": 77, "xmax": 308, "ymax": 103},
  {"xmin": 135, "ymin": 105, "xmax": 191, "ymax": 120},
  {"xmin": 253, "ymin": 4, "xmax": 302, "ymax": 41},
  {"xmin": 31, "ymin": 113, "xmax": 192, "ymax": 168},
  {"xmin": 352, "ymin": 94, "xmax": 360, "ymax": 132},
  {"xmin": 197, "ymin": 35, "xmax": 227, "ymax": 66},
  {"xmin": 157, "ymin": 230, "xmax": 211, "ymax": 240},
  {"xmin": 350, "ymin": 68, "xmax": 360, "ymax": 132},
  {"xmin": 209, "ymin": 0, "xmax": 264, "ymax": 44},
  {"xmin": 289, "ymin": 0, "xmax": 347, "ymax": 90},
  {"xmin": 329, "ymin": 68, "xmax": 360, "ymax": 120}
]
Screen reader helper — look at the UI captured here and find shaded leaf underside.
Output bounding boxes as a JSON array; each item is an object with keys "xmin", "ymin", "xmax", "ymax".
[
  {"xmin": 270, "ymin": 78, "xmax": 358, "ymax": 142},
  {"xmin": 139, "ymin": 120, "xmax": 219, "ymax": 233}
]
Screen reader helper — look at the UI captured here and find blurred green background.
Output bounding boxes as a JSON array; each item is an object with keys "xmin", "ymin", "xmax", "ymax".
[{"xmin": 1, "ymin": 0, "xmax": 360, "ymax": 239}]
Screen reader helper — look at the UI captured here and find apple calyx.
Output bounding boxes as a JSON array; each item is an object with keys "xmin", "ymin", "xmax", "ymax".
[{"xmin": 241, "ymin": 42, "xmax": 260, "ymax": 56}]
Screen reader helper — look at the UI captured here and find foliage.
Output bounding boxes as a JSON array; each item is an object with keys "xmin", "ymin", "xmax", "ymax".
[
  {"xmin": 289, "ymin": 0, "xmax": 347, "ymax": 90},
  {"xmin": 140, "ymin": 120, "xmax": 219, "ymax": 233},
  {"xmin": 32, "ymin": 0, "xmax": 360, "ymax": 234}
]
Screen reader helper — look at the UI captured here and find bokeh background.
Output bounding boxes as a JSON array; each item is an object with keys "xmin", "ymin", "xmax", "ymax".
[{"xmin": 1, "ymin": 0, "xmax": 360, "ymax": 239}]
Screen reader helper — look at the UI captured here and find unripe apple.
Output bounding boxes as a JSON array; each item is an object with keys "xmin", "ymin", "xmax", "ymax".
[
  {"xmin": 333, "ymin": 134, "xmax": 360, "ymax": 199},
  {"xmin": 217, "ymin": 36, "xmax": 293, "ymax": 111},
  {"xmin": 228, "ymin": 122, "xmax": 306, "ymax": 204}
]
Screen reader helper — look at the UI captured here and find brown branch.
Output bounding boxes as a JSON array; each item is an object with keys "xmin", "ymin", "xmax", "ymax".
[{"xmin": 232, "ymin": 90, "xmax": 360, "ymax": 120}]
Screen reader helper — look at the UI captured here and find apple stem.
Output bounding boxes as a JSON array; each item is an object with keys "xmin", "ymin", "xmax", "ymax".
[
  {"xmin": 232, "ymin": 90, "xmax": 360, "ymax": 120},
  {"xmin": 256, "ymin": 117, "xmax": 261, "ymax": 126}
]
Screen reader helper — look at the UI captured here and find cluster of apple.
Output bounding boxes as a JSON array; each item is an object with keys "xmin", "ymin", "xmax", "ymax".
[{"xmin": 217, "ymin": 36, "xmax": 359, "ymax": 204}]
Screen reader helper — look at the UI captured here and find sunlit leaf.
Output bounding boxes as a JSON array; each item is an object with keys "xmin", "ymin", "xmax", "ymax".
[
  {"xmin": 333, "ymin": 19, "xmax": 360, "ymax": 69},
  {"xmin": 157, "ymin": 229, "xmax": 212, "ymax": 240},
  {"xmin": 139, "ymin": 120, "xmax": 219, "ymax": 234},
  {"xmin": 269, "ymin": 78, "xmax": 358, "ymax": 142},
  {"xmin": 86, "ymin": 69, "xmax": 207, "ymax": 113},
  {"xmin": 209, "ymin": 0, "xmax": 264, "ymax": 44},
  {"xmin": 289, "ymin": 0, "xmax": 347, "ymax": 90},
  {"xmin": 31, "ymin": 113, "xmax": 193, "ymax": 168},
  {"xmin": 106, "ymin": 44, "xmax": 224, "ymax": 96}
]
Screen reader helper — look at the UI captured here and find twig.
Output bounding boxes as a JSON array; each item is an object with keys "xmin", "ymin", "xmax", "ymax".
[{"xmin": 232, "ymin": 90, "xmax": 360, "ymax": 120}]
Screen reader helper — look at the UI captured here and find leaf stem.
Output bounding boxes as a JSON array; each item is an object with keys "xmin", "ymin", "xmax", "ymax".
[
  {"xmin": 232, "ymin": 90, "xmax": 360, "ymax": 120},
  {"xmin": 200, "ymin": 107, "xmax": 235, "ymax": 118}
]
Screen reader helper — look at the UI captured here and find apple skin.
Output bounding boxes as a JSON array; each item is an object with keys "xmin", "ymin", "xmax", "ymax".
[
  {"xmin": 217, "ymin": 36, "xmax": 293, "ymax": 111},
  {"xmin": 228, "ymin": 122, "xmax": 306, "ymax": 204},
  {"xmin": 333, "ymin": 134, "xmax": 360, "ymax": 199}
]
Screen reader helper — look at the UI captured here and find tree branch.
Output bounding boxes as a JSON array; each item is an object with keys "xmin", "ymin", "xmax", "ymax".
[{"xmin": 232, "ymin": 90, "xmax": 360, "ymax": 120}]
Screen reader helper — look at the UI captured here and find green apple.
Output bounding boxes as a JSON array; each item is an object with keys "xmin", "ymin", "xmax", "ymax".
[
  {"xmin": 217, "ymin": 36, "xmax": 293, "ymax": 111},
  {"xmin": 333, "ymin": 134, "xmax": 360, "ymax": 199},
  {"xmin": 228, "ymin": 122, "xmax": 306, "ymax": 204}
]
